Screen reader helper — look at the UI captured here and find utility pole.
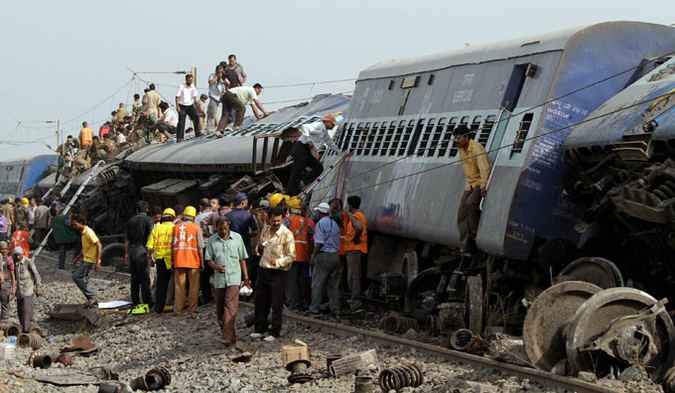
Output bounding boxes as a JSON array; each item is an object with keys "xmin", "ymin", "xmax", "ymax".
[{"xmin": 46, "ymin": 119, "xmax": 60, "ymax": 151}]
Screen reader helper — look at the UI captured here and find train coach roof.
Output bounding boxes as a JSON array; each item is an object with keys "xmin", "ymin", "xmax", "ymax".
[
  {"xmin": 124, "ymin": 93, "xmax": 351, "ymax": 169},
  {"xmin": 357, "ymin": 22, "xmax": 666, "ymax": 80}
]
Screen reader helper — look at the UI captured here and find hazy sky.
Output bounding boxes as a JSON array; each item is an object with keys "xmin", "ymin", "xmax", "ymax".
[{"xmin": 0, "ymin": 0, "xmax": 673, "ymax": 160}]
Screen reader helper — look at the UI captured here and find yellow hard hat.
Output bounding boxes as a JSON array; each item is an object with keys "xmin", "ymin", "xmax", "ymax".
[
  {"xmin": 269, "ymin": 193, "xmax": 284, "ymax": 207},
  {"xmin": 283, "ymin": 195, "xmax": 290, "ymax": 204},
  {"xmin": 8, "ymin": 198, "xmax": 13, "ymax": 203},
  {"xmin": 162, "ymin": 208, "xmax": 176, "ymax": 217},
  {"xmin": 21, "ymin": 198, "xmax": 29, "ymax": 205},
  {"xmin": 289, "ymin": 196, "xmax": 302, "ymax": 210},
  {"xmin": 183, "ymin": 206, "xmax": 197, "ymax": 217}
]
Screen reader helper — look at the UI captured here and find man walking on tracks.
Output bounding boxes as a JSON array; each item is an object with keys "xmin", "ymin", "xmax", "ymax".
[
  {"xmin": 125, "ymin": 201, "xmax": 155, "ymax": 315},
  {"xmin": 453, "ymin": 125, "xmax": 491, "ymax": 256},
  {"xmin": 251, "ymin": 207, "xmax": 295, "ymax": 342},
  {"xmin": 70, "ymin": 213, "xmax": 101, "ymax": 308},
  {"xmin": 308, "ymin": 202, "xmax": 342, "ymax": 316}
]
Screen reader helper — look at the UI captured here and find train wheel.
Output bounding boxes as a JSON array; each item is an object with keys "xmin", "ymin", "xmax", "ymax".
[
  {"xmin": 523, "ymin": 281, "xmax": 602, "ymax": 372},
  {"xmin": 404, "ymin": 267, "xmax": 441, "ymax": 313},
  {"xmin": 101, "ymin": 243, "xmax": 125, "ymax": 269},
  {"xmin": 556, "ymin": 257, "xmax": 623, "ymax": 288},
  {"xmin": 566, "ymin": 287, "xmax": 675, "ymax": 382}
]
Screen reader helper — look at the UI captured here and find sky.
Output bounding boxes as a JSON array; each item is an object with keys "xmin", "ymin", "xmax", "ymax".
[{"xmin": 0, "ymin": 0, "xmax": 673, "ymax": 160}]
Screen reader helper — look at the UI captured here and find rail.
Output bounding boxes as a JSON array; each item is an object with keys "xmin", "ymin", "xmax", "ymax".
[{"xmin": 239, "ymin": 302, "xmax": 622, "ymax": 393}]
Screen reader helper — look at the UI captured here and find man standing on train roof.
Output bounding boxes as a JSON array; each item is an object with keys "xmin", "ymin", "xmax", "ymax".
[
  {"xmin": 79, "ymin": 121, "xmax": 94, "ymax": 150},
  {"xmin": 285, "ymin": 114, "xmax": 347, "ymax": 196},
  {"xmin": 175, "ymin": 74, "xmax": 203, "ymax": 142},
  {"xmin": 215, "ymin": 83, "xmax": 269, "ymax": 136},
  {"xmin": 226, "ymin": 54, "xmax": 246, "ymax": 87},
  {"xmin": 453, "ymin": 125, "xmax": 491, "ymax": 256}
]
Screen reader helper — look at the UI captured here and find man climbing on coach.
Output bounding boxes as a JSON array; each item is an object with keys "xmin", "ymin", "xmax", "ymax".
[{"xmin": 453, "ymin": 125, "xmax": 491, "ymax": 256}]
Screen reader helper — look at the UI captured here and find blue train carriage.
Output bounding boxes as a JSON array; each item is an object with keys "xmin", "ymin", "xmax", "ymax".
[
  {"xmin": 320, "ymin": 22, "xmax": 675, "ymax": 313},
  {"xmin": 562, "ymin": 55, "xmax": 675, "ymax": 302},
  {"xmin": 0, "ymin": 154, "xmax": 57, "ymax": 201}
]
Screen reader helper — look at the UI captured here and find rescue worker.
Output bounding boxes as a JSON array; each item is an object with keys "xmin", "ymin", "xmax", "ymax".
[
  {"xmin": 10, "ymin": 223, "xmax": 31, "ymax": 258},
  {"xmin": 124, "ymin": 201, "xmax": 154, "ymax": 314},
  {"xmin": 146, "ymin": 208, "xmax": 176, "ymax": 314},
  {"xmin": 453, "ymin": 125, "xmax": 491, "ymax": 255},
  {"xmin": 308, "ymin": 202, "xmax": 341, "ymax": 316},
  {"xmin": 283, "ymin": 197, "xmax": 309, "ymax": 311},
  {"xmin": 285, "ymin": 114, "xmax": 346, "ymax": 196},
  {"xmin": 171, "ymin": 206, "xmax": 204, "ymax": 316},
  {"xmin": 344, "ymin": 195, "xmax": 368, "ymax": 313}
]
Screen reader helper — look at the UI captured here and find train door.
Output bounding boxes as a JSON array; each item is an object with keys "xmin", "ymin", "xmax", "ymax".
[{"xmin": 486, "ymin": 64, "xmax": 532, "ymax": 162}]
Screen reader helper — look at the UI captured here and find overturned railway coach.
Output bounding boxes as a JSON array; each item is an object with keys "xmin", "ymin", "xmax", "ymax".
[{"xmin": 314, "ymin": 22, "xmax": 675, "ymax": 316}]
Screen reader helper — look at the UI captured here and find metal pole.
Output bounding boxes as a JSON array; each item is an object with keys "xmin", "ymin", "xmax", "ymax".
[{"xmin": 55, "ymin": 119, "xmax": 60, "ymax": 151}]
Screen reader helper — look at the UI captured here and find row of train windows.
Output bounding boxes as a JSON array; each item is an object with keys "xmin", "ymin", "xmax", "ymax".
[{"xmin": 335, "ymin": 114, "xmax": 533, "ymax": 158}]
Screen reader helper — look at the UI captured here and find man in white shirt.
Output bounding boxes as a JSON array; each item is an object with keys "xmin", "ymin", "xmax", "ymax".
[
  {"xmin": 215, "ymin": 83, "xmax": 269, "ymax": 136},
  {"xmin": 207, "ymin": 65, "xmax": 226, "ymax": 132},
  {"xmin": 157, "ymin": 102, "xmax": 178, "ymax": 143},
  {"xmin": 175, "ymin": 74, "xmax": 202, "ymax": 142},
  {"xmin": 285, "ymin": 114, "xmax": 345, "ymax": 196}
]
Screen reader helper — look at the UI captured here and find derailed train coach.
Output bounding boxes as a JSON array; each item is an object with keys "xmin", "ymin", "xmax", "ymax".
[
  {"xmin": 0, "ymin": 155, "xmax": 57, "ymax": 201},
  {"xmin": 314, "ymin": 22, "xmax": 675, "ymax": 336},
  {"xmin": 34, "ymin": 94, "xmax": 351, "ymax": 258}
]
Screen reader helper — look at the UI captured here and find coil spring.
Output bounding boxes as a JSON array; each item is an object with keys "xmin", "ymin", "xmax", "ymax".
[
  {"xmin": 653, "ymin": 180, "xmax": 675, "ymax": 201},
  {"xmin": 663, "ymin": 366, "xmax": 675, "ymax": 393},
  {"xmin": 17, "ymin": 333, "xmax": 42, "ymax": 349},
  {"xmin": 425, "ymin": 315, "xmax": 440, "ymax": 335},
  {"xmin": 410, "ymin": 308, "xmax": 434, "ymax": 325},
  {"xmin": 380, "ymin": 314, "xmax": 419, "ymax": 334},
  {"xmin": 0, "ymin": 322, "xmax": 20, "ymax": 337},
  {"xmin": 449, "ymin": 328, "xmax": 475, "ymax": 351},
  {"xmin": 378, "ymin": 363, "xmax": 424, "ymax": 391}
]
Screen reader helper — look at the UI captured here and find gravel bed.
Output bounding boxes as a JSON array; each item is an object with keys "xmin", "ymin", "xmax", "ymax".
[{"xmin": 0, "ymin": 255, "xmax": 663, "ymax": 393}]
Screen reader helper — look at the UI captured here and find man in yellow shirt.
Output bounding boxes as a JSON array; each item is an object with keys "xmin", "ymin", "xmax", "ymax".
[
  {"xmin": 146, "ymin": 208, "xmax": 175, "ymax": 314},
  {"xmin": 70, "ymin": 213, "xmax": 102, "ymax": 307},
  {"xmin": 453, "ymin": 125, "xmax": 491, "ymax": 255}
]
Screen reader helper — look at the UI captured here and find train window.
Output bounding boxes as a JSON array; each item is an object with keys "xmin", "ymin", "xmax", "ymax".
[
  {"xmin": 478, "ymin": 115, "xmax": 496, "ymax": 147},
  {"xmin": 428, "ymin": 74, "xmax": 435, "ymax": 86},
  {"xmin": 368, "ymin": 122, "xmax": 381, "ymax": 156},
  {"xmin": 355, "ymin": 122, "xmax": 366, "ymax": 155},
  {"xmin": 511, "ymin": 113, "xmax": 534, "ymax": 156},
  {"xmin": 380, "ymin": 122, "xmax": 394, "ymax": 156},
  {"xmin": 363, "ymin": 122, "xmax": 380, "ymax": 156},
  {"xmin": 416, "ymin": 119, "xmax": 435, "ymax": 156},
  {"xmin": 430, "ymin": 118, "xmax": 446, "ymax": 157},
  {"xmin": 449, "ymin": 117, "xmax": 463, "ymax": 157},
  {"xmin": 388, "ymin": 80, "xmax": 395, "ymax": 90},
  {"xmin": 444, "ymin": 117, "xmax": 458, "ymax": 157},
  {"xmin": 375, "ymin": 122, "xmax": 387, "ymax": 156},
  {"xmin": 401, "ymin": 76, "xmax": 420, "ymax": 89},
  {"xmin": 460, "ymin": 116, "xmax": 470, "ymax": 126},
  {"xmin": 400, "ymin": 120, "xmax": 416, "ymax": 155},
  {"xmin": 390, "ymin": 120, "xmax": 406, "ymax": 156}
]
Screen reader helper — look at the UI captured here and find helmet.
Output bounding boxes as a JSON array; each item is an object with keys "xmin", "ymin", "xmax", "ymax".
[
  {"xmin": 21, "ymin": 198, "xmax": 29, "ymax": 205},
  {"xmin": 8, "ymin": 198, "xmax": 12, "ymax": 203},
  {"xmin": 183, "ymin": 206, "xmax": 197, "ymax": 217},
  {"xmin": 269, "ymin": 193, "xmax": 284, "ymax": 207},
  {"xmin": 288, "ymin": 196, "xmax": 302, "ymax": 210},
  {"xmin": 162, "ymin": 208, "xmax": 176, "ymax": 217},
  {"xmin": 283, "ymin": 195, "xmax": 290, "ymax": 204}
]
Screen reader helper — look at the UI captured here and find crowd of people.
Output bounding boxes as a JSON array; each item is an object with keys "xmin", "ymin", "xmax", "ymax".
[{"xmin": 0, "ymin": 191, "xmax": 369, "ymax": 346}]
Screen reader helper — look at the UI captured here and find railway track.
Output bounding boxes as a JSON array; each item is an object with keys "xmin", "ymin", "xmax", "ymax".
[{"xmin": 239, "ymin": 303, "xmax": 625, "ymax": 393}]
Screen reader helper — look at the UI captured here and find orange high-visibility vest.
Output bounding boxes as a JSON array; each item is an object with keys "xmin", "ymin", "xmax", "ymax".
[
  {"xmin": 288, "ymin": 214, "xmax": 308, "ymax": 262},
  {"xmin": 337, "ymin": 211, "xmax": 349, "ymax": 256},
  {"xmin": 172, "ymin": 222, "xmax": 201, "ymax": 269},
  {"xmin": 10, "ymin": 230, "xmax": 30, "ymax": 257},
  {"xmin": 345, "ymin": 211, "xmax": 368, "ymax": 254}
]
